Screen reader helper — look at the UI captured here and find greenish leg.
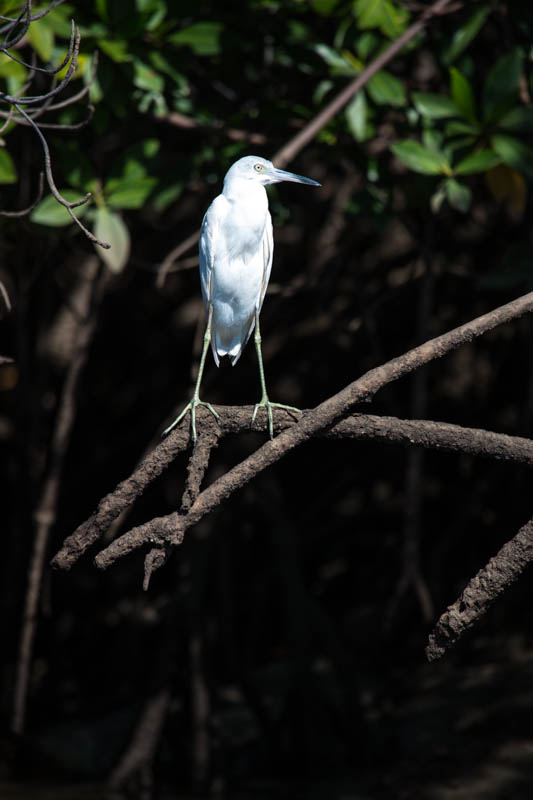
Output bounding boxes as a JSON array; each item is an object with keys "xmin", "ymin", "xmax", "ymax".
[
  {"xmin": 163, "ymin": 305, "xmax": 219, "ymax": 442},
  {"xmin": 251, "ymin": 310, "xmax": 301, "ymax": 438}
]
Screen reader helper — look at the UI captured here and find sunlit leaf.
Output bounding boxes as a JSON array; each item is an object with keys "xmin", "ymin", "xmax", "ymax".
[
  {"xmin": 449, "ymin": 68, "xmax": 476, "ymax": 122},
  {"xmin": 353, "ymin": 0, "xmax": 409, "ymax": 38},
  {"xmin": 454, "ymin": 149, "xmax": 501, "ymax": 175},
  {"xmin": 31, "ymin": 192, "xmax": 89, "ymax": 227},
  {"xmin": 27, "ymin": 19, "xmax": 54, "ymax": 62},
  {"xmin": 391, "ymin": 140, "xmax": 449, "ymax": 175},
  {"xmin": 412, "ymin": 92, "xmax": 458, "ymax": 119},
  {"xmin": 346, "ymin": 91, "xmax": 370, "ymax": 142},
  {"xmin": 170, "ymin": 22, "xmax": 223, "ymax": 56},
  {"xmin": 483, "ymin": 47, "xmax": 523, "ymax": 122},
  {"xmin": 0, "ymin": 149, "xmax": 17, "ymax": 184},
  {"xmin": 430, "ymin": 183, "xmax": 447, "ymax": 214},
  {"xmin": 442, "ymin": 5, "xmax": 491, "ymax": 64},
  {"xmin": 98, "ymin": 39, "xmax": 132, "ymax": 63},
  {"xmin": 354, "ymin": 31, "xmax": 379, "ymax": 61},
  {"xmin": 94, "ymin": 208, "xmax": 130, "ymax": 273},
  {"xmin": 367, "ymin": 70, "xmax": 406, "ymax": 107},
  {"xmin": 314, "ymin": 44, "xmax": 357, "ymax": 76},
  {"xmin": 133, "ymin": 59, "xmax": 164, "ymax": 92},
  {"xmin": 106, "ymin": 177, "xmax": 158, "ymax": 209}
]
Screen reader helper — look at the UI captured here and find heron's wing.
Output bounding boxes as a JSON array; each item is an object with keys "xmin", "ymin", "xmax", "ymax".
[
  {"xmin": 199, "ymin": 195, "xmax": 226, "ymax": 308},
  {"xmin": 257, "ymin": 211, "xmax": 273, "ymax": 313}
]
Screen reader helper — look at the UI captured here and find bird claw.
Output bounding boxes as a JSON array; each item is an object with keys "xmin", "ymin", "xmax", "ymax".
[
  {"xmin": 251, "ymin": 399, "xmax": 301, "ymax": 439},
  {"xmin": 163, "ymin": 398, "xmax": 219, "ymax": 442}
]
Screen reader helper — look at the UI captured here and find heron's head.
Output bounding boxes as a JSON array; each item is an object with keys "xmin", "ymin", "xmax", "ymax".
[{"xmin": 224, "ymin": 155, "xmax": 320, "ymax": 188}]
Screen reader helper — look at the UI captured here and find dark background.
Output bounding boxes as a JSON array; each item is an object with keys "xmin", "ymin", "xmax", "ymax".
[{"xmin": 2, "ymin": 1, "xmax": 533, "ymax": 797}]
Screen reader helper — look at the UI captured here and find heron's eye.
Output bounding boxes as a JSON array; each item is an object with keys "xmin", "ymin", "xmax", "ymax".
[{"xmin": 254, "ymin": 163, "xmax": 264, "ymax": 172}]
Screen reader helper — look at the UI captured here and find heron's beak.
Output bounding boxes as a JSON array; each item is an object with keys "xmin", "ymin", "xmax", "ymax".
[{"xmin": 268, "ymin": 168, "xmax": 320, "ymax": 186}]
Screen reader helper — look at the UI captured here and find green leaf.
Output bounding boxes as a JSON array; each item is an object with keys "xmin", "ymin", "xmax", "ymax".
[
  {"xmin": 442, "ymin": 5, "xmax": 491, "ymax": 64},
  {"xmin": 133, "ymin": 59, "xmax": 164, "ymax": 92},
  {"xmin": 170, "ymin": 22, "xmax": 223, "ymax": 56},
  {"xmin": 430, "ymin": 183, "xmax": 447, "ymax": 214},
  {"xmin": 94, "ymin": 208, "xmax": 130, "ymax": 273},
  {"xmin": 311, "ymin": 0, "xmax": 338, "ymax": 14},
  {"xmin": 0, "ymin": 51, "xmax": 27, "ymax": 94},
  {"xmin": 314, "ymin": 44, "xmax": 357, "ymax": 76},
  {"xmin": 0, "ymin": 149, "xmax": 17, "ymax": 184},
  {"xmin": 483, "ymin": 48, "xmax": 522, "ymax": 122},
  {"xmin": 152, "ymin": 181, "xmax": 183, "ymax": 213},
  {"xmin": 354, "ymin": 31, "xmax": 378, "ymax": 61},
  {"xmin": 98, "ymin": 39, "xmax": 132, "ymax": 63},
  {"xmin": 454, "ymin": 149, "xmax": 501, "ymax": 175},
  {"xmin": 445, "ymin": 178, "xmax": 472, "ymax": 212},
  {"xmin": 449, "ymin": 68, "xmax": 476, "ymax": 122},
  {"xmin": 498, "ymin": 107, "xmax": 533, "ymax": 133},
  {"xmin": 444, "ymin": 120, "xmax": 479, "ymax": 136},
  {"xmin": 391, "ymin": 140, "xmax": 449, "ymax": 175},
  {"xmin": 346, "ymin": 91, "xmax": 370, "ymax": 142},
  {"xmin": 491, "ymin": 134, "xmax": 533, "ymax": 178},
  {"xmin": 367, "ymin": 70, "xmax": 406, "ymax": 107},
  {"xmin": 412, "ymin": 92, "xmax": 458, "ymax": 119},
  {"xmin": 353, "ymin": 0, "xmax": 409, "ymax": 38},
  {"xmin": 422, "ymin": 128, "xmax": 444, "ymax": 154},
  {"xmin": 27, "ymin": 19, "xmax": 54, "ymax": 62},
  {"xmin": 30, "ymin": 192, "xmax": 89, "ymax": 227},
  {"xmin": 106, "ymin": 177, "xmax": 158, "ymax": 209}
]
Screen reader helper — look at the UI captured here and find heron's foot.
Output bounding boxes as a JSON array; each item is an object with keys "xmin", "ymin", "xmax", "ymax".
[
  {"xmin": 163, "ymin": 397, "xmax": 219, "ymax": 442},
  {"xmin": 251, "ymin": 399, "xmax": 302, "ymax": 439}
]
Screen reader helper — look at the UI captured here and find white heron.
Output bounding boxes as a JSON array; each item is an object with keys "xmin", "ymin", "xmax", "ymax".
[{"xmin": 164, "ymin": 155, "xmax": 320, "ymax": 442}]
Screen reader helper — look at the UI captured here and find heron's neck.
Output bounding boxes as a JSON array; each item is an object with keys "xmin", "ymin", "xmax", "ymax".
[{"xmin": 222, "ymin": 176, "xmax": 267, "ymax": 208}]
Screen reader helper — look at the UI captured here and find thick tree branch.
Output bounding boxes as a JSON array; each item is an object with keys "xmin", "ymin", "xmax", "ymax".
[
  {"xmin": 426, "ymin": 517, "xmax": 533, "ymax": 662},
  {"xmin": 89, "ymin": 291, "xmax": 533, "ymax": 569},
  {"xmin": 52, "ymin": 407, "xmax": 533, "ymax": 574}
]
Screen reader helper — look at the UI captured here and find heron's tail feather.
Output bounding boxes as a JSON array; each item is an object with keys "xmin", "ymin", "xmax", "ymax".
[{"xmin": 212, "ymin": 314, "xmax": 256, "ymax": 367}]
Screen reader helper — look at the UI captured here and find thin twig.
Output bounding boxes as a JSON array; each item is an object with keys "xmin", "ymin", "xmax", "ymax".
[
  {"xmin": 0, "ymin": 171, "xmax": 44, "ymax": 218},
  {"xmin": 13, "ymin": 101, "xmax": 109, "ymax": 248},
  {"xmin": 156, "ymin": 230, "xmax": 203, "ymax": 288}
]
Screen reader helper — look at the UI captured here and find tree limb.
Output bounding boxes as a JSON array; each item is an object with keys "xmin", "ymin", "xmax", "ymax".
[
  {"xmin": 426, "ymin": 516, "xmax": 533, "ymax": 662},
  {"xmin": 88, "ymin": 291, "xmax": 533, "ymax": 570}
]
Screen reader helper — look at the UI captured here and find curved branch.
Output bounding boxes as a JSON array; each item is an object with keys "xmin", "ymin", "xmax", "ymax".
[
  {"xmin": 0, "ymin": 171, "xmax": 44, "ymax": 217},
  {"xmin": 0, "ymin": 21, "xmax": 79, "ymax": 104},
  {"xmin": 0, "ymin": 0, "xmax": 66, "ymax": 31},
  {"xmin": 87, "ymin": 291, "xmax": 533, "ymax": 570},
  {"xmin": 52, "ymin": 286, "xmax": 533, "ymax": 576},
  {"xmin": 13, "ymin": 101, "xmax": 110, "ymax": 248}
]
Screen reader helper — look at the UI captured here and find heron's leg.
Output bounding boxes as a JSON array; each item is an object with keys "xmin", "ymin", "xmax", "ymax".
[
  {"xmin": 251, "ymin": 310, "xmax": 301, "ymax": 438},
  {"xmin": 163, "ymin": 305, "xmax": 219, "ymax": 442}
]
